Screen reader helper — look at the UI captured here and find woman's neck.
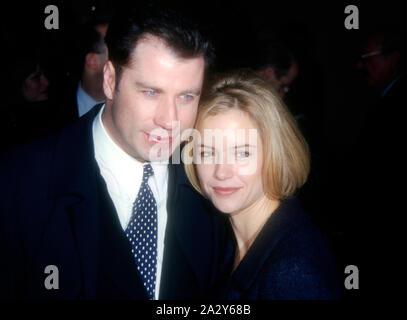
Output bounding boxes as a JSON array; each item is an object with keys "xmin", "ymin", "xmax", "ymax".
[{"xmin": 229, "ymin": 196, "xmax": 280, "ymax": 271}]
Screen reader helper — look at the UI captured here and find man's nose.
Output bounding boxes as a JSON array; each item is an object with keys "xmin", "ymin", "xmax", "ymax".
[
  {"xmin": 357, "ymin": 60, "xmax": 364, "ymax": 70},
  {"xmin": 41, "ymin": 74, "xmax": 50, "ymax": 88},
  {"xmin": 154, "ymin": 97, "xmax": 177, "ymax": 130}
]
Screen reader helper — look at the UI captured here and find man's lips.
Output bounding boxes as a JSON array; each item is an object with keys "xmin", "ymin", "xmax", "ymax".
[
  {"xmin": 212, "ymin": 187, "xmax": 242, "ymax": 196},
  {"xmin": 145, "ymin": 132, "xmax": 173, "ymax": 144}
]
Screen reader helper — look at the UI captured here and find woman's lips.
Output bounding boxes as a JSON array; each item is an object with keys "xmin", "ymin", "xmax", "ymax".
[{"xmin": 212, "ymin": 187, "xmax": 242, "ymax": 196}]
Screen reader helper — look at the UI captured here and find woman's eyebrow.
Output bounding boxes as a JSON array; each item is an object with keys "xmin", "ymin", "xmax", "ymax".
[
  {"xmin": 198, "ymin": 144, "xmax": 215, "ymax": 149},
  {"xmin": 234, "ymin": 144, "xmax": 257, "ymax": 149}
]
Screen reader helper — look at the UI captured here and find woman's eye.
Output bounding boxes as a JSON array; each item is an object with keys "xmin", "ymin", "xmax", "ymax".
[
  {"xmin": 236, "ymin": 151, "xmax": 250, "ymax": 158},
  {"xmin": 200, "ymin": 151, "xmax": 213, "ymax": 158}
]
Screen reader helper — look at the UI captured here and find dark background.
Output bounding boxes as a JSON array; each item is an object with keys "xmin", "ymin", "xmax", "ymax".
[{"xmin": 1, "ymin": 0, "xmax": 405, "ymax": 300}]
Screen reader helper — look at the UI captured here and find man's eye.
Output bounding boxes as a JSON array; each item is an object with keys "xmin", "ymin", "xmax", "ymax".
[
  {"xmin": 181, "ymin": 94, "xmax": 194, "ymax": 102},
  {"xmin": 30, "ymin": 73, "xmax": 41, "ymax": 80},
  {"xmin": 144, "ymin": 90, "xmax": 157, "ymax": 97}
]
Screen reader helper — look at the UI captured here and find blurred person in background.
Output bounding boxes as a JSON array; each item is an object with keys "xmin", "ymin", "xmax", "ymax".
[
  {"xmin": 356, "ymin": 27, "xmax": 405, "ymax": 145},
  {"xmin": 348, "ymin": 26, "xmax": 406, "ymax": 298},
  {"xmin": 1, "ymin": 50, "xmax": 60, "ymax": 153},
  {"xmin": 60, "ymin": 17, "xmax": 110, "ymax": 124},
  {"xmin": 253, "ymin": 41, "xmax": 299, "ymax": 99}
]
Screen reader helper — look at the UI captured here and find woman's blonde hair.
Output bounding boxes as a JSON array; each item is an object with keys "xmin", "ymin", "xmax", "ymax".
[{"xmin": 184, "ymin": 68, "xmax": 310, "ymax": 200}]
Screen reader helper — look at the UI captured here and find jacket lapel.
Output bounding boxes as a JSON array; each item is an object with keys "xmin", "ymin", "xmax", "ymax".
[
  {"xmin": 46, "ymin": 105, "xmax": 103, "ymax": 299},
  {"xmin": 96, "ymin": 174, "xmax": 148, "ymax": 299},
  {"xmin": 162, "ymin": 163, "xmax": 219, "ymax": 297}
]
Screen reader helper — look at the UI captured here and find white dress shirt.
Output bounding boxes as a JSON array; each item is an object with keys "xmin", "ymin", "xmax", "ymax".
[
  {"xmin": 92, "ymin": 104, "xmax": 168, "ymax": 299},
  {"xmin": 77, "ymin": 82, "xmax": 105, "ymax": 117}
]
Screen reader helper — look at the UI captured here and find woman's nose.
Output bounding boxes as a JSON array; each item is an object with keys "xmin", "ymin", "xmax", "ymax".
[{"xmin": 214, "ymin": 162, "xmax": 234, "ymax": 180}]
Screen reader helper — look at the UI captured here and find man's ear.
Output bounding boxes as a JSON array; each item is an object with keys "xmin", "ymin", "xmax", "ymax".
[
  {"xmin": 259, "ymin": 66, "xmax": 278, "ymax": 83},
  {"xmin": 85, "ymin": 52, "xmax": 100, "ymax": 70},
  {"xmin": 103, "ymin": 61, "xmax": 116, "ymax": 100},
  {"xmin": 387, "ymin": 51, "xmax": 401, "ymax": 70}
]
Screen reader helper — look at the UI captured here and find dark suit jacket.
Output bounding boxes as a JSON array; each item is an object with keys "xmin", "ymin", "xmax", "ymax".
[
  {"xmin": 218, "ymin": 197, "xmax": 342, "ymax": 300},
  {"xmin": 58, "ymin": 80, "xmax": 80, "ymax": 125},
  {"xmin": 0, "ymin": 104, "xmax": 228, "ymax": 300},
  {"xmin": 350, "ymin": 74, "xmax": 407, "ymax": 297}
]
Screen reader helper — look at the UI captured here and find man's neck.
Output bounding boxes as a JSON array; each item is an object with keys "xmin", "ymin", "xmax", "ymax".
[
  {"xmin": 81, "ymin": 72, "xmax": 105, "ymax": 102},
  {"xmin": 380, "ymin": 72, "xmax": 403, "ymax": 98}
]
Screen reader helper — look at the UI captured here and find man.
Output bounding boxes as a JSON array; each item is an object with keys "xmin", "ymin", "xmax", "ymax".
[
  {"xmin": 254, "ymin": 41, "xmax": 299, "ymax": 99},
  {"xmin": 354, "ymin": 28, "xmax": 405, "ymax": 179},
  {"xmin": 352, "ymin": 27, "xmax": 405, "ymax": 299},
  {"xmin": 0, "ymin": 5, "xmax": 226, "ymax": 300},
  {"xmin": 252, "ymin": 41, "xmax": 309, "ymax": 141},
  {"xmin": 356, "ymin": 28, "xmax": 405, "ymax": 142},
  {"xmin": 61, "ymin": 19, "xmax": 110, "ymax": 124},
  {"xmin": 76, "ymin": 21, "xmax": 109, "ymax": 117},
  {"xmin": 357, "ymin": 29, "xmax": 405, "ymax": 100}
]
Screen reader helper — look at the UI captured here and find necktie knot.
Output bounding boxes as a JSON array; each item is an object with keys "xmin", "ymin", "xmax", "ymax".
[{"xmin": 143, "ymin": 164, "xmax": 154, "ymax": 181}]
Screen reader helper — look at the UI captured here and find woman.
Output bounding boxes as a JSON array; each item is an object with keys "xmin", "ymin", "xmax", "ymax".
[
  {"xmin": 184, "ymin": 69, "xmax": 341, "ymax": 299},
  {"xmin": 1, "ymin": 53, "xmax": 58, "ymax": 153}
]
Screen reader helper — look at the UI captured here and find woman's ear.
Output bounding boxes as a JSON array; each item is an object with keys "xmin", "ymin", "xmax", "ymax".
[{"xmin": 103, "ymin": 61, "xmax": 116, "ymax": 100}]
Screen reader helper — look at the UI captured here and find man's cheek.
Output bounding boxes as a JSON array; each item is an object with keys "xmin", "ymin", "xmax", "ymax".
[{"xmin": 183, "ymin": 113, "xmax": 199, "ymax": 130}]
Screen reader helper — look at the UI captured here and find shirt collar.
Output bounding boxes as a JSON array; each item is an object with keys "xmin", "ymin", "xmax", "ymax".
[
  {"xmin": 77, "ymin": 82, "xmax": 98, "ymax": 106},
  {"xmin": 77, "ymin": 82, "xmax": 104, "ymax": 116}
]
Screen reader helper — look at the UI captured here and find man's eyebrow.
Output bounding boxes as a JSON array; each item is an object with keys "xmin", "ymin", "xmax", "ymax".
[
  {"xmin": 180, "ymin": 88, "xmax": 201, "ymax": 96},
  {"xmin": 135, "ymin": 82, "xmax": 201, "ymax": 96},
  {"xmin": 135, "ymin": 82, "xmax": 163, "ymax": 92}
]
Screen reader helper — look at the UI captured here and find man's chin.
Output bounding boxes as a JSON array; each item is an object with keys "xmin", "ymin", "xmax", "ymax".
[
  {"xmin": 146, "ymin": 145, "xmax": 178, "ymax": 163},
  {"xmin": 366, "ymin": 77, "xmax": 381, "ymax": 89}
]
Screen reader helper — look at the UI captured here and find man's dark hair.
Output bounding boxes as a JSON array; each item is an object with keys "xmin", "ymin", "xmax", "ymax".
[
  {"xmin": 378, "ymin": 30, "xmax": 404, "ymax": 71},
  {"xmin": 104, "ymin": 4, "xmax": 215, "ymax": 83},
  {"xmin": 73, "ymin": 17, "xmax": 110, "ymax": 76},
  {"xmin": 362, "ymin": 25, "xmax": 405, "ymax": 70},
  {"xmin": 380, "ymin": 32, "xmax": 403, "ymax": 56},
  {"xmin": 81, "ymin": 21, "xmax": 107, "ymax": 55},
  {"xmin": 253, "ymin": 41, "xmax": 295, "ymax": 79}
]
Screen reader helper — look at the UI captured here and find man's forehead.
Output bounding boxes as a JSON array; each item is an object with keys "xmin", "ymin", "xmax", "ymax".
[
  {"xmin": 135, "ymin": 34, "xmax": 168, "ymax": 51},
  {"xmin": 364, "ymin": 34, "xmax": 385, "ymax": 51},
  {"xmin": 129, "ymin": 34, "xmax": 204, "ymax": 68}
]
